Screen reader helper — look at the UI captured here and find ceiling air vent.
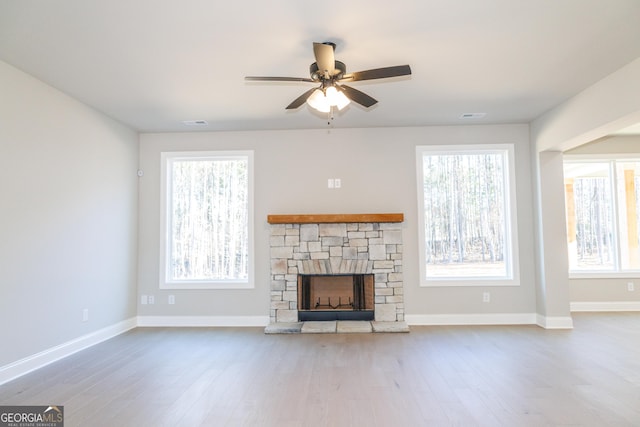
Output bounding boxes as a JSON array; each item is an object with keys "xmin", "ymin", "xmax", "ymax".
[
  {"xmin": 460, "ymin": 113, "xmax": 486, "ymax": 119},
  {"xmin": 182, "ymin": 120, "xmax": 209, "ymax": 126}
]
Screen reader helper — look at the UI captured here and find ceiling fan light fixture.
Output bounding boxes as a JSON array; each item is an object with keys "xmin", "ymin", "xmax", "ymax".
[
  {"xmin": 306, "ymin": 88, "xmax": 330, "ymax": 112},
  {"xmin": 306, "ymin": 85, "xmax": 350, "ymax": 112},
  {"xmin": 326, "ymin": 86, "xmax": 350, "ymax": 110}
]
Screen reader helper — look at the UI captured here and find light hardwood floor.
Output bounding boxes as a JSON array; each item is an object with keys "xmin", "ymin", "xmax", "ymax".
[{"xmin": 1, "ymin": 313, "xmax": 639, "ymax": 426}]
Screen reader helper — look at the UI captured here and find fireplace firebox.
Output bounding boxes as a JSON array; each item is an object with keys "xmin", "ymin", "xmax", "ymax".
[{"xmin": 297, "ymin": 274, "xmax": 374, "ymax": 321}]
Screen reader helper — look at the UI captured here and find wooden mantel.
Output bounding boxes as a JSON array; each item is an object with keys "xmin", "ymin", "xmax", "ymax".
[{"xmin": 267, "ymin": 213, "xmax": 404, "ymax": 224}]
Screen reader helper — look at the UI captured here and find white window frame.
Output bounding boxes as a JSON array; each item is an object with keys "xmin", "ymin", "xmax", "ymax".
[
  {"xmin": 416, "ymin": 144, "xmax": 520, "ymax": 287},
  {"xmin": 160, "ymin": 150, "xmax": 254, "ymax": 289},
  {"xmin": 564, "ymin": 154, "xmax": 640, "ymax": 279}
]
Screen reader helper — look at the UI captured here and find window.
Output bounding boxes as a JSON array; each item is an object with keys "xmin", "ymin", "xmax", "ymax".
[
  {"xmin": 563, "ymin": 158, "xmax": 640, "ymax": 275},
  {"xmin": 416, "ymin": 144, "xmax": 519, "ymax": 286},
  {"xmin": 160, "ymin": 151, "xmax": 253, "ymax": 289}
]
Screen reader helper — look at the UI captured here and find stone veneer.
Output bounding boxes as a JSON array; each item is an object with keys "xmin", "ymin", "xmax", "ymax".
[{"xmin": 269, "ymin": 222, "xmax": 404, "ymax": 323}]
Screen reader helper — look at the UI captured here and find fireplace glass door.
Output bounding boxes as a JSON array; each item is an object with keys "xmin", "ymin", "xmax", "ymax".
[{"xmin": 297, "ymin": 274, "xmax": 374, "ymax": 321}]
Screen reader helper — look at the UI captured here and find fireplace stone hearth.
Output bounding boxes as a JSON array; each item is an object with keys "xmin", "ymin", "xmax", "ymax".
[{"xmin": 267, "ymin": 214, "xmax": 407, "ymax": 332}]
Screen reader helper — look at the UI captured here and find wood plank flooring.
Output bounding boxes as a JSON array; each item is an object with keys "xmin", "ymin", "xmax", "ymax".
[{"xmin": 1, "ymin": 313, "xmax": 639, "ymax": 426}]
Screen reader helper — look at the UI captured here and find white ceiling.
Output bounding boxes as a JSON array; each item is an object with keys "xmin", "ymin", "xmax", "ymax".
[{"xmin": 1, "ymin": 0, "xmax": 640, "ymax": 133}]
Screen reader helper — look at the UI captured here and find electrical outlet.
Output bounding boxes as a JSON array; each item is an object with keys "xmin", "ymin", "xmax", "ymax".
[
  {"xmin": 628, "ymin": 282, "xmax": 635, "ymax": 292},
  {"xmin": 328, "ymin": 178, "xmax": 341, "ymax": 189},
  {"xmin": 141, "ymin": 295, "xmax": 148, "ymax": 305},
  {"xmin": 82, "ymin": 309, "xmax": 89, "ymax": 322},
  {"xmin": 148, "ymin": 295, "xmax": 155, "ymax": 305},
  {"xmin": 168, "ymin": 295, "xmax": 175, "ymax": 305},
  {"xmin": 483, "ymin": 292, "xmax": 491, "ymax": 303}
]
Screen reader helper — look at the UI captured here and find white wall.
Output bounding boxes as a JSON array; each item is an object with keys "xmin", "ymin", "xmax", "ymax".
[
  {"xmin": 0, "ymin": 61, "xmax": 139, "ymax": 368},
  {"xmin": 138, "ymin": 124, "xmax": 537, "ymax": 323}
]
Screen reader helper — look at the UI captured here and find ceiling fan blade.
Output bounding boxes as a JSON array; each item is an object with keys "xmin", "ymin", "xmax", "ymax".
[
  {"xmin": 313, "ymin": 42, "xmax": 336, "ymax": 76},
  {"xmin": 340, "ymin": 65, "xmax": 412, "ymax": 82},
  {"xmin": 339, "ymin": 85, "xmax": 378, "ymax": 108},
  {"xmin": 286, "ymin": 87, "xmax": 318, "ymax": 110},
  {"xmin": 245, "ymin": 76, "xmax": 315, "ymax": 82}
]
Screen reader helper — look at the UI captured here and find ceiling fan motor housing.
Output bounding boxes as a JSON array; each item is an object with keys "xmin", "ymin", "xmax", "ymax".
[{"xmin": 309, "ymin": 60, "xmax": 346, "ymax": 81}]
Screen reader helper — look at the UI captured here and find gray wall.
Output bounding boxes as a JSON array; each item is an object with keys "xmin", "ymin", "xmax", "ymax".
[
  {"xmin": 0, "ymin": 61, "xmax": 139, "ymax": 367},
  {"xmin": 3, "ymin": 52, "xmax": 639, "ymax": 371},
  {"xmin": 138, "ymin": 125, "xmax": 537, "ymax": 320},
  {"xmin": 565, "ymin": 136, "xmax": 640, "ymax": 304},
  {"xmin": 531, "ymin": 58, "xmax": 640, "ymax": 316},
  {"xmin": 566, "ymin": 136, "xmax": 640, "ymax": 155}
]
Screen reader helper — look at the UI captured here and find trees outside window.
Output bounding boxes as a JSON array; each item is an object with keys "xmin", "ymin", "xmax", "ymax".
[
  {"xmin": 564, "ymin": 159, "xmax": 640, "ymax": 274},
  {"xmin": 416, "ymin": 145, "xmax": 519, "ymax": 286},
  {"xmin": 160, "ymin": 151, "xmax": 254, "ymax": 289}
]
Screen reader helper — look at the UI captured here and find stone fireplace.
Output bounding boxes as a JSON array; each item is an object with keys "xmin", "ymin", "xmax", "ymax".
[{"xmin": 267, "ymin": 214, "xmax": 406, "ymax": 331}]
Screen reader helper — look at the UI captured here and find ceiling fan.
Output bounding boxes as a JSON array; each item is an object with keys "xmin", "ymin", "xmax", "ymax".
[{"xmin": 245, "ymin": 42, "xmax": 411, "ymax": 113}]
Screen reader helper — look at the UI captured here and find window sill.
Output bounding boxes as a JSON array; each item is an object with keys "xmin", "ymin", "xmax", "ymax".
[
  {"xmin": 569, "ymin": 272, "xmax": 640, "ymax": 280},
  {"xmin": 160, "ymin": 281, "xmax": 254, "ymax": 290},
  {"xmin": 420, "ymin": 279, "xmax": 520, "ymax": 287}
]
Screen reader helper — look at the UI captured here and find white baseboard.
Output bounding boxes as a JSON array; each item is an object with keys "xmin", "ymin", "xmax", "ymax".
[
  {"xmin": 406, "ymin": 313, "xmax": 537, "ymax": 326},
  {"xmin": 570, "ymin": 301, "xmax": 640, "ymax": 312},
  {"xmin": 136, "ymin": 315, "xmax": 270, "ymax": 327},
  {"xmin": 0, "ymin": 317, "xmax": 137, "ymax": 386},
  {"xmin": 536, "ymin": 314, "xmax": 574, "ymax": 329}
]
